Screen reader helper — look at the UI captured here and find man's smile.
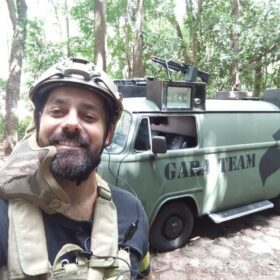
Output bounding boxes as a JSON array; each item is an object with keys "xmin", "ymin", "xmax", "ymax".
[
  {"xmin": 58, "ymin": 140, "xmax": 81, "ymax": 147},
  {"xmin": 51, "ymin": 139, "xmax": 87, "ymax": 152}
]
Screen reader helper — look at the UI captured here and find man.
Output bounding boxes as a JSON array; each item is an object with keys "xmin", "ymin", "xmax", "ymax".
[{"xmin": 0, "ymin": 58, "xmax": 151, "ymax": 279}]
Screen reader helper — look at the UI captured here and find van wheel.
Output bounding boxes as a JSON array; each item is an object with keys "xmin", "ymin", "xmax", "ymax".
[
  {"xmin": 272, "ymin": 196, "xmax": 280, "ymax": 214},
  {"xmin": 149, "ymin": 201, "xmax": 194, "ymax": 252}
]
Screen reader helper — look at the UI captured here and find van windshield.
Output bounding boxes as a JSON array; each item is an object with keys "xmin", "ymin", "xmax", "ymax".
[{"xmin": 106, "ymin": 111, "xmax": 132, "ymax": 153}]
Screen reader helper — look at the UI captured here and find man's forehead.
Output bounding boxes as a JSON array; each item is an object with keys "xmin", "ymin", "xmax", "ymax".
[{"xmin": 45, "ymin": 86, "xmax": 104, "ymax": 109}]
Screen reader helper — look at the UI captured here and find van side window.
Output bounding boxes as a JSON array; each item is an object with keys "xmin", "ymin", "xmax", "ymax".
[
  {"xmin": 150, "ymin": 116, "xmax": 197, "ymax": 150},
  {"xmin": 134, "ymin": 118, "xmax": 151, "ymax": 151}
]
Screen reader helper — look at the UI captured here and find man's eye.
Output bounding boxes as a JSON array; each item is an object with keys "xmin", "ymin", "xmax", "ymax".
[
  {"xmin": 83, "ymin": 114, "xmax": 96, "ymax": 122},
  {"xmin": 49, "ymin": 108, "xmax": 64, "ymax": 117}
]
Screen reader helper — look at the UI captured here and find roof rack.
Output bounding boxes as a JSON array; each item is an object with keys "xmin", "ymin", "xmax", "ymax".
[
  {"xmin": 114, "ymin": 78, "xmax": 150, "ymax": 98},
  {"xmin": 216, "ymin": 91, "xmax": 259, "ymax": 100}
]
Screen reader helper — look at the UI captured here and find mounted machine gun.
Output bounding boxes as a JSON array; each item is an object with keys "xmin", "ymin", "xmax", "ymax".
[{"xmin": 151, "ymin": 56, "xmax": 209, "ymax": 83}]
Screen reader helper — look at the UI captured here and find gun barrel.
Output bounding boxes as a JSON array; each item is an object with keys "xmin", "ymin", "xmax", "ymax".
[
  {"xmin": 151, "ymin": 56, "xmax": 187, "ymax": 73},
  {"xmin": 151, "ymin": 56, "xmax": 209, "ymax": 83},
  {"xmin": 114, "ymin": 78, "xmax": 147, "ymax": 86},
  {"xmin": 151, "ymin": 56, "xmax": 167, "ymax": 66},
  {"xmin": 168, "ymin": 61, "xmax": 188, "ymax": 74}
]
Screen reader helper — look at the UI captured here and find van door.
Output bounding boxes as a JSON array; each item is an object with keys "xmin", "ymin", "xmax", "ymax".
[{"xmin": 116, "ymin": 115, "xmax": 207, "ymax": 220}]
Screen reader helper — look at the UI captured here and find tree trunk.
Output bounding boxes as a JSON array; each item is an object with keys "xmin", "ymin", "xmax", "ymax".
[
  {"xmin": 230, "ymin": 0, "xmax": 240, "ymax": 91},
  {"xmin": 185, "ymin": 0, "xmax": 204, "ymax": 65},
  {"xmin": 94, "ymin": 0, "xmax": 106, "ymax": 71},
  {"xmin": 3, "ymin": 0, "xmax": 27, "ymax": 155},
  {"xmin": 254, "ymin": 64, "xmax": 262, "ymax": 97},
  {"xmin": 166, "ymin": 13, "xmax": 191, "ymax": 63},
  {"xmin": 50, "ymin": 0, "xmax": 63, "ymax": 37},
  {"xmin": 65, "ymin": 0, "xmax": 71, "ymax": 57},
  {"xmin": 132, "ymin": 0, "xmax": 144, "ymax": 77},
  {"xmin": 124, "ymin": 0, "xmax": 132, "ymax": 78},
  {"xmin": 185, "ymin": 0, "xmax": 197, "ymax": 65}
]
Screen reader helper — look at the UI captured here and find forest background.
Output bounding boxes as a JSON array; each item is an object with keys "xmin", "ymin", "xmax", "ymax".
[{"xmin": 0, "ymin": 0, "xmax": 279, "ymax": 154}]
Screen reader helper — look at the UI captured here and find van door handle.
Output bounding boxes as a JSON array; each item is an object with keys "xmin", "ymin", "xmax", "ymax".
[{"xmin": 192, "ymin": 167, "xmax": 204, "ymax": 173}]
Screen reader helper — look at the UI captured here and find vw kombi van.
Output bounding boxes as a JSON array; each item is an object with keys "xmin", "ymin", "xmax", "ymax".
[{"xmin": 98, "ymin": 60, "xmax": 280, "ymax": 252}]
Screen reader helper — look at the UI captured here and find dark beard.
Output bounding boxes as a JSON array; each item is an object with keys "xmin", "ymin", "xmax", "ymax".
[
  {"xmin": 50, "ymin": 149, "xmax": 102, "ymax": 183},
  {"xmin": 49, "ymin": 130, "xmax": 103, "ymax": 183}
]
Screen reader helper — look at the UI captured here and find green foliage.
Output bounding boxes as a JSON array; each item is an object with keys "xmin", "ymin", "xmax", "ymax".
[
  {"xmin": 0, "ymin": 113, "xmax": 4, "ymax": 140},
  {"xmin": 0, "ymin": 79, "xmax": 7, "ymax": 125},
  {"xmin": 70, "ymin": 0, "xmax": 94, "ymax": 39},
  {"xmin": 196, "ymin": 0, "xmax": 234, "ymax": 91},
  {"xmin": 0, "ymin": 79, "xmax": 6, "ymax": 92},
  {"xmin": 0, "ymin": 78, "xmax": 7, "ymax": 103},
  {"xmin": 238, "ymin": 0, "xmax": 280, "ymax": 92},
  {"xmin": 22, "ymin": 0, "xmax": 280, "ymax": 96},
  {"xmin": 70, "ymin": 0, "xmax": 94, "ymax": 59},
  {"xmin": 105, "ymin": 0, "xmax": 181, "ymax": 78},
  {"xmin": 25, "ymin": 19, "xmax": 65, "ymax": 81},
  {"xmin": 17, "ymin": 116, "xmax": 32, "ymax": 140}
]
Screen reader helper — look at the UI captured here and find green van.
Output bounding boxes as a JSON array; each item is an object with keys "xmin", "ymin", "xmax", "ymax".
[{"xmin": 98, "ymin": 64, "xmax": 280, "ymax": 253}]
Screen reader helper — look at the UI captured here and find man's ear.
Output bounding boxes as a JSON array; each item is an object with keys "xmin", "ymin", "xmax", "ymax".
[{"xmin": 104, "ymin": 124, "xmax": 116, "ymax": 146}]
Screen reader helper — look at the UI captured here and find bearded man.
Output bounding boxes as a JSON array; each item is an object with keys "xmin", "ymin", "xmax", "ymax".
[{"xmin": 0, "ymin": 58, "xmax": 151, "ymax": 280}]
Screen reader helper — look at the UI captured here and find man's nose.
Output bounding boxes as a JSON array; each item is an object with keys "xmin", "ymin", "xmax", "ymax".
[{"xmin": 62, "ymin": 110, "xmax": 81, "ymax": 131}]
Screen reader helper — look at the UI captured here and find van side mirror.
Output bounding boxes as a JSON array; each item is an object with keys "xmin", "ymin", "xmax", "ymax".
[{"xmin": 152, "ymin": 136, "xmax": 167, "ymax": 154}]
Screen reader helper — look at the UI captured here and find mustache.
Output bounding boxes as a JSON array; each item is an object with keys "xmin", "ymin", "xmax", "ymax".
[{"xmin": 48, "ymin": 130, "xmax": 90, "ymax": 148}]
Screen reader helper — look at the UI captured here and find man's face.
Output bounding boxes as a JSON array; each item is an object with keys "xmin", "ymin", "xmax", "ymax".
[{"xmin": 38, "ymin": 86, "xmax": 113, "ymax": 182}]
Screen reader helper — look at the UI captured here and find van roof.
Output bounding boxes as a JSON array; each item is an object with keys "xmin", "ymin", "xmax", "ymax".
[
  {"xmin": 123, "ymin": 97, "xmax": 280, "ymax": 113},
  {"xmin": 206, "ymin": 99, "xmax": 279, "ymax": 111}
]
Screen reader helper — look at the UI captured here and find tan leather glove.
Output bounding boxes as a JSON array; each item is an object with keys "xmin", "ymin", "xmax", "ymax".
[{"xmin": 0, "ymin": 133, "xmax": 69, "ymax": 213}]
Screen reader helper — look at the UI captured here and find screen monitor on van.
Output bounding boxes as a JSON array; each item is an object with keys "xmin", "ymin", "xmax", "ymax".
[{"xmin": 166, "ymin": 86, "xmax": 192, "ymax": 109}]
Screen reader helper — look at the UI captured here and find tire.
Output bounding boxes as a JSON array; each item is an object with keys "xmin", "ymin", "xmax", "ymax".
[
  {"xmin": 149, "ymin": 201, "xmax": 194, "ymax": 252},
  {"xmin": 271, "ymin": 195, "xmax": 280, "ymax": 214}
]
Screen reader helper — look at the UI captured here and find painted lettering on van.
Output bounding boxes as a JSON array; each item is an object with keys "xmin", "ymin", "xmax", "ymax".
[
  {"xmin": 164, "ymin": 153, "xmax": 256, "ymax": 180},
  {"xmin": 219, "ymin": 153, "xmax": 256, "ymax": 172},
  {"xmin": 165, "ymin": 160, "xmax": 209, "ymax": 180}
]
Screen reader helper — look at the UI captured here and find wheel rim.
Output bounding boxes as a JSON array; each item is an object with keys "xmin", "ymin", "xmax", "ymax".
[{"xmin": 162, "ymin": 215, "xmax": 184, "ymax": 240}]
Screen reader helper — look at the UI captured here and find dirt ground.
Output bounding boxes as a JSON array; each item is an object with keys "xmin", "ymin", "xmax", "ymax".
[
  {"xmin": 151, "ymin": 210, "xmax": 280, "ymax": 280},
  {"xmin": 1, "ymin": 153, "xmax": 280, "ymax": 280}
]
